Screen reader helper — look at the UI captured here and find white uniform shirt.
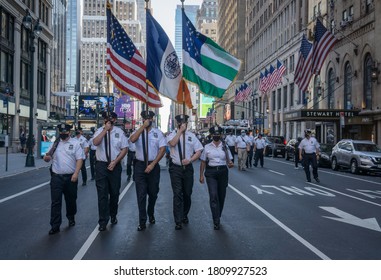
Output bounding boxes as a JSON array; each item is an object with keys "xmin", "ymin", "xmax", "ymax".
[
  {"xmin": 51, "ymin": 138, "xmax": 84, "ymax": 174},
  {"xmin": 200, "ymin": 141, "xmax": 233, "ymax": 166},
  {"xmin": 247, "ymin": 135, "xmax": 254, "ymax": 146},
  {"xmin": 235, "ymin": 134, "xmax": 250, "ymax": 149},
  {"xmin": 225, "ymin": 135, "xmax": 236, "ymax": 146},
  {"xmin": 254, "ymin": 138, "xmax": 266, "ymax": 149},
  {"xmin": 75, "ymin": 135, "xmax": 90, "ymax": 159},
  {"xmin": 93, "ymin": 126, "xmax": 129, "ymax": 162},
  {"xmin": 299, "ymin": 137, "xmax": 320, "ymax": 154},
  {"xmin": 128, "ymin": 138, "xmax": 136, "ymax": 152},
  {"xmin": 134, "ymin": 128, "xmax": 166, "ymax": 161},
  {"xmin": 88, "ymin": 137, "xmax": 97, "ymax": 151},
  {"xmin": 166, "ymin": 130, "xmax": 203, "ymax": 165}
]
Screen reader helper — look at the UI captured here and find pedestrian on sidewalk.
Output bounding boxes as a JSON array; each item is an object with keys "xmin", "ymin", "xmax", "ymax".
[
  {"xmin": 199, "ymin": 126, "xmax": 233, "ymax": 230},
  {"xmin": 93, "ymin": 112, "xmax": 128, "ymax": 231},
  {"xmin": 19, "ymin": 133, "xmax": 26, "ymax": 153},
  {"xmin": 299, "ymin": 129, "xmax": 320, "ymax": 183},
  {"xmin": 129, "ymin": 111, "xmax": 166, "ymax": 231},
  {"xmin": 167, "ymin": 114, "xmax": 203, "ymax": 230},
  {"xmin": 74, "ymin": 127, "xmax": 89, "ymax": 186},
  {"xmin": 43, "ymin": 124, "xmax": 84, "ymax": 235}
]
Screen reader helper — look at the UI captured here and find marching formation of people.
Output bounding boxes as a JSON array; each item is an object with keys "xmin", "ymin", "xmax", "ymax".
[{"xmin": 43, "ymin": 112, "xmax": 321, "ymax": 235}]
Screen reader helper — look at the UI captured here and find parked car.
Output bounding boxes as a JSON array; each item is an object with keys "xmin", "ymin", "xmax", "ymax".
[
  {"xmin": 285, "ymin": 139, "xmax": 297, "ymax": 160},
  {"xmin": 264, "ymin": 136, "xmax": 286, "ymax": 158},
  {"xmin": 317, "ymin": 143, "xmax": 334, "ymax": 167},
  {"xmin": 330, "ymin": 139, "xmax": 381, "ymax": 174}
]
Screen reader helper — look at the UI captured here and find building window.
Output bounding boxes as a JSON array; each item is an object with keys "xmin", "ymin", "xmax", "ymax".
[
  {"xmin": 344, "ymin": 62, "xmax": 352, "ymax": 109},
  {"xmin": 327, "ymin": 68, "xmax": 336, "ymax": 109},
  {"xmin": 283, "ymin": 86, "xmax": 287, "ymax": 109},
  {"xmin": 290, "ymin": 83, "xmax": 294, "ymax": 107},
  {"xmin": 363, "ymin": 54, "xmax": 373, "ymax": 109},
  {"xmin": 313, "ymin": 75, "xmax": 320, "ymax": 109}
]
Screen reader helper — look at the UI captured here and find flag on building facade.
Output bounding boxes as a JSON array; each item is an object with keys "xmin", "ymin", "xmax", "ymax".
[
  {"xmin": 294, "ymin": 34, "xmax": 313, "ymax": 92},
  {"xmin": 182, "ymin": 9, "xmax": 241, "ymax": 99},
  {"xmin": 106, "ymin": 3, "xmax": 161, "ymax": 108},
  {"xmin": 234, "ymin": 83, "xmax": 252, "ymax": 102},
  {"xmin": 311, "ymin": 18, "xmax": 338, "ymax": 74},
  {"xmin": 266, "ymin": 65, "xmax": 276, "ymax": 92},
  {"xmin": 146, "ymin": 9, "xmax": 192, "ymax": 108},
  {"xmin": 258, "ymin": 71, "xmax": 265, "ymax": 93},
  {"xmin": 274, "ymin": 59, "xmax": 286, "ymax": 85}
]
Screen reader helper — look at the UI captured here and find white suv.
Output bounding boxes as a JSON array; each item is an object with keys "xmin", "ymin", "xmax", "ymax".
[{"xmin": 330, "ymin": 139, "xmax": 381, "ymax": 174}]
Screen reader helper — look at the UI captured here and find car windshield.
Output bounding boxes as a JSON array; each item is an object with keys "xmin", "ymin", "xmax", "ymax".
[{"xmin": 353, "ymin": 143, "xmax": 381, "ymax": 153}]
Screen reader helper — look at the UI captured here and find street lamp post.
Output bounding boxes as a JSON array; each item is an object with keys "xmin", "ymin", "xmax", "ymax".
[
  {"xmin": 95, "ymin": 76, "xmax": 102, "ymax": 128},
  {"xmin": 23, "ymin": 9, "xmax": 42, "ymax": 167}
]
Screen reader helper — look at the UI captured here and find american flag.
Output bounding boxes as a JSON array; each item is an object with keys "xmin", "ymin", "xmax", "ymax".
[
  {"xmin": 106, "ymin": 4, "xmax": 161, "ymax": 108},
  {"xmin": 258, "ymin": 72, "xmax": 265, "ymax": 92},
  {"xmin": 235, "ymin": 83, "xmax": 252, "ymax": 102},
  {"xmin": 274, "ymin": 60, "xmax": 286, "ymax": 85},
  {"xmin": 311, "ymin": 18, "xmax": 337, "ymax": 74},
  {"xmin": 294, "ymin": 35, "xmax": 313, "ymax": 92},
  {"xmin": 266, "ymin": 65, "xmax": 276, "ymax": 92},
  {"xmin": 261, "ymin": 68, "xmax": 270, "ymax": 94}
]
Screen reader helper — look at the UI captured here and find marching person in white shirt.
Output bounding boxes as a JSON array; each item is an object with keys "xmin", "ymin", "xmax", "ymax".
[
  {"xmin": 74, "ymin": 127, "xmax": 89, "ymax": 186},
  {"xmin": 253, "ymin": 133, "xmax": 267, "ymax": 168},
  {"xmin": 225, "ymin": 130, "xmax": 236, "ymax": 163},
  {"xmin": 299, "ymin": 129, "xmax": 320, "ymax": 183},
  {"xmin": 235, "ymin": 129, "xmax": 250, "ymax": 171}
]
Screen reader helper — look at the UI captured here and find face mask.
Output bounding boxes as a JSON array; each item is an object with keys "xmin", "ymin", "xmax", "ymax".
[
  {"xmin": 212, "ymin": 136, "xmax": 221, "ymax": 142},
  {"xmin": 60, "ymin": 133, "xmax": 69, "ymax": 140}
]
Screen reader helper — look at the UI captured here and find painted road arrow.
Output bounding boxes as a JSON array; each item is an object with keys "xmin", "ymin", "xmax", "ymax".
[{"xmin": 320, "ymin": 206, "xmax": 381, "ymax": 232}]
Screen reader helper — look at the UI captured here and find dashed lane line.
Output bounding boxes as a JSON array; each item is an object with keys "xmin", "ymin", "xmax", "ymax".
[
  {"xmin": 268, "ymin": 170, "xmax": 285, "ymax": 176},
  {"xmin": 0, "ymin": 182, "xmax": 50, "ymax": 204},
  {"xmin": 228, "ymin": 183, "xmax": 331, "ymax": 260},
  {"xmin": 73, "ymin": 180, "xmax": 134, "ymax": 260}
]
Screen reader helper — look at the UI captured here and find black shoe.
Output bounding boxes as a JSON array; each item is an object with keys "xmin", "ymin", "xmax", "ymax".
[
  {"xmin": 149, "ymin": 215, "xmax": 155, "ymax": 224},
  {"xmin": 68, "ymin": 219, "xmax": 75, "ymax": 227},
  {"xmin": 314, "ymin": 177, "xmax": 320, "ymax": 183},
  {"xmin": 82, "ymin": 182, "xmax": 87, "ymax": 186},
  {"xmin": 175, "ymin": 223, "xmax": 182, "ymax": 230},
  {"xmin": 214, "ymin": 223, "xmax": 220, "ymax": 230},
  {"xmin": 127, "ymin": 176, "xmax": 131, "ymax": 181},
  {"xmin": 111, "ymin": 216, "xmax": 118, "ymax": 225},
  {"xmin": 137, "ymin": 224, "xmax": 146, "ymax": 231},
  {"xmin": 98, "ymin": 225, "xmax": 106, "ymax": 231},
  {"xmin": 49, "ymin": 228, "xmax": 60, "ymax": 235},
  {"xmin": 307, "ymin": 179, "xmax": 311, "ymax": 182},
  {"xmin": 182, "ymin": 217, "xmax": 189, "ymax": 224}
]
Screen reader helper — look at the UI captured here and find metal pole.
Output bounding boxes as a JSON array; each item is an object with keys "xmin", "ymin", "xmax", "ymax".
[
  {"xmin": 96, "ymin": 77, "xmax": 101, "ymax": 128},
  {"xmin": 25, "ymin": 29, "xmax": 36, "ymax": 167},
  {"xmin": 5, "ymin": 94, "xmax": 9, "ymax": 171}
]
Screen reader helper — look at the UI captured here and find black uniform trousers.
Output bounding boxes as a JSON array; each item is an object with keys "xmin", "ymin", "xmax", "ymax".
[
  {"xmin": 303, "ymin": 153, "xmax": 318, "ymax": 181},
  {"xmin": 126, "ymin": 150, "xmax": 136, "ymax": 177},
  {"xmin": 228, "ymin": 146, "xmax": 235, "ymax": 163},
  {"xmin": 246, "ymin": 145, "xmax": 254, "ymax": 167},
  {"xmin": 169, "ymin": 163, "xmax": 194, "ymax": 224},
  {"xmin": 254, "ymin": 148, "xmax": 264, "ymax": 167},
  {"xmin": 134, "ymin": 160, "xmax": 160, "ymax": 225},
  {"xmin": 50, "ymin": 173, "xmax": 77, "ymax": 230},
  {"xmin": 294, "ymin": 151, "xmax": 300, "ymax": 168},
  {"xmin": 95, "ymin": 161, "xmax": 122, "ymax": 226},
  {"xmin": 204, "ymin": 165, "xmax": 229, "ymax": 225},
  {"xmin": 80, "ymin": 157, "xmax": 87, "ymax": 183},
  {"xmin": 89, "ymin": 149, "xmax": 96, "ymax": 179}
]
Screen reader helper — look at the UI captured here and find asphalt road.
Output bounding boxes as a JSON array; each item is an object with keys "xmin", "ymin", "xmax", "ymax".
[{"xmin": 0, "ymin": 157, "xmax": 380, "ymax": 260}]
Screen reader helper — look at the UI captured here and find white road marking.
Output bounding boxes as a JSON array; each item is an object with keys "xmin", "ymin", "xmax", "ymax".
[
  {"xmin": 307, "ymin": 181, "xmax": 381, "ymax": 207},
  {"xmin": 0, "ymin": 182, "xmax": 50, "ymax": 204},
  {"xmin": 73, "ymin": 180, "xmax": 133, "ymax": 260},
  {"xmin": 268, "ymin": 170, "xmax": 285, "ymax": 176},
  {"xmin": 228, "ymin": 183, "xmax": 331, "ymax": 260},
  {"xmin": 320, "ymin": 206, "xmax": 381, "ymax": 232},
  {"xmin": 267, "ymin": 158, "xmax": 381, "ymax": 185}
]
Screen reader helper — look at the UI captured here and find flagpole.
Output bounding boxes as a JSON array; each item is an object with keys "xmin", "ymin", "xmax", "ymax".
[
  {"xmin": 181, "ymin": 0, "xmax": 186, "ymax": 159},
  {"xmin": 144, "ymin": 0, "xmax": 150, "ymax": 167}
]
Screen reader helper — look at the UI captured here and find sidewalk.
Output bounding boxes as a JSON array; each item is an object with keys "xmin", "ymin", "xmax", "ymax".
[{"xmin": 0, "ymin": 151, "xmax": 50, "ymax": 179}]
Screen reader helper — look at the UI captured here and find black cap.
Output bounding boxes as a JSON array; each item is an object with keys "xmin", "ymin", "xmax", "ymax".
[
  {"xmin": 258, "ymin": 133, "xmax": 263, "ymax": 137},
  {"xmin": 209, "ymin": 126, "xmax": 223, "ymax": 135},
  {"xmin": 102, "ymin": 111, "xmax": 118, "ymax": 119},
  {"xmin": 305, "ymin": 129, "xmax": 312, "ymax": 134},
  {"xmin": 141, "ymin": 110, "xmax": 155, "ymax": 119},
  {"xmin": 175, "ymin": 114, "xmax": 189, "ymax": 123},
  {"xmin": 58, "ymin": 123, "xmax": 72, "ymax": 133}
]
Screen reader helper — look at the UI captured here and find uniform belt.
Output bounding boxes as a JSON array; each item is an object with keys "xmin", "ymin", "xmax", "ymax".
[
  {"xmin": 206, "ymin": 165, "xmax": 227, "ymax": 170},
  {"xmin": 304, "ymin": 153, "xmax": 315, "ymax": 155},
  {"xmin": 136, "ymin": 160, "xmax": 154, "ymax": 164},
  {"xmin": 238, "ymin": 147, "xmax": 247, "ymax": 149},
  {"xmin": 52, "ymin": 172, "xmax": 73, "ymax": 177}
]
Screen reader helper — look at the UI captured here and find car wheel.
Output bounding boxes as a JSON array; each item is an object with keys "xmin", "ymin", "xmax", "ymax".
[
  {"xmin": 350, "ymin": 159, "xmax": 359, "ymax": 174},
  {"xmin": 331, "ymin": 157, "xmax": 339, "ymax": 171}
]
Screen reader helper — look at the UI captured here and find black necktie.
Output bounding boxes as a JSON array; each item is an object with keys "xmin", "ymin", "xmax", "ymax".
[{"xmin": 104, "ymin": 131, "xmax": 111, "ymax": 163}]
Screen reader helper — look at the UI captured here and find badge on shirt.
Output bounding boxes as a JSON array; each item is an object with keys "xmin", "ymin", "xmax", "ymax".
[
  {"xmin": 69, "ymin": 144, "xmax": 74, "ymax": 150},
  {"xmin": 188, "ymin": 136, "xmax": 192, "ymax": 142},
  {"xmin": 115, "ymin": 133, "xmax": 120, "ymax": 138},
  {"xmin": 154, "ymin": 132, "xmax": 158, "ymax": 138}
]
